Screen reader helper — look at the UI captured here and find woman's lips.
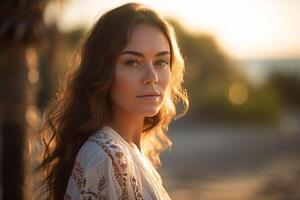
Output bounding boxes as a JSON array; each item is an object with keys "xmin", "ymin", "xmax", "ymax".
[{"xmin": 136, "ymin": 95, "xmax": 161, "ymax": 100}]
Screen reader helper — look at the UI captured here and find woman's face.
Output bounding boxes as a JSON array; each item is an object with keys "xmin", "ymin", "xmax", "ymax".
[{"xmin": 110, "ymin": 23, "xmax": 171, "ymax": 118}]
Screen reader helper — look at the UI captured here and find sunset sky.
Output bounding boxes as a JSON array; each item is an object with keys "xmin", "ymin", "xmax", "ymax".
[{"xmin": 46, "ymin": 0, "xmax": 300, "ymax": 60}]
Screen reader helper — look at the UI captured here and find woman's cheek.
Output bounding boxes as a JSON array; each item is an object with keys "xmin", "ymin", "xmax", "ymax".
[{"xmin": 160, "ymin": 70, "xmax": 171, "ymax": 89}]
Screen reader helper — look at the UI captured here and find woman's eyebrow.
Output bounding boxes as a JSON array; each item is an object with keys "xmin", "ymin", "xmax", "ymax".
[{"xmin": 120, "ymin": 50, "xmax": 170, "ymax": 57}]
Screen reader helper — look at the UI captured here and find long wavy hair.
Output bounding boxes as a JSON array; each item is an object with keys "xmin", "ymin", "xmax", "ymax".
[{"xmin": 36, "ymin": 2, "xmax": 189, "ymax": 200}]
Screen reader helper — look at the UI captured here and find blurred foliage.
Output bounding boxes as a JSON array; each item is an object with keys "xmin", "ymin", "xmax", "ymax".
[
  {"xmin": 266, "ymin": 69, "xmax": 300, "ymax": 109},
  {"xmin": 196, "ymin": 86, "xmax": 282, "ymax": 124},
  {"xmin": 167, "ymin": 20, "xmax": 243, "ymax": 86}
]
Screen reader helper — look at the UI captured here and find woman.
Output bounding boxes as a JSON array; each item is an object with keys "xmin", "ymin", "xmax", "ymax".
[{"xmin": 37, "ymin": 2, "xmax": 188, "ymax": 200}]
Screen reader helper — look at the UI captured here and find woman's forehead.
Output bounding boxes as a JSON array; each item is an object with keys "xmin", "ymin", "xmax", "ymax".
[{"xmin": 122, "ymin": 23, "xmax": 170, "ymax": 55}]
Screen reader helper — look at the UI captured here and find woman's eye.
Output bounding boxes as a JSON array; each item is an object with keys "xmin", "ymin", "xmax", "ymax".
[
  {"xmin": 155, "ymin": 60, "xmax": 169, "ymax": 68},
  {"xmin": 124, "ymin": 60, "xmax": 141, "ymax": 67}
]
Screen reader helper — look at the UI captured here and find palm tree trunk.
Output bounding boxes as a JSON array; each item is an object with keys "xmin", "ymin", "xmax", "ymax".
[{"xmin": 0, "ymin": 45, "xmax": 29, "ymax": 199}]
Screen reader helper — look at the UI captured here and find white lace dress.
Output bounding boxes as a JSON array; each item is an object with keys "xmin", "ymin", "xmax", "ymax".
[{"xmin": 64, "ymin": 126, "xmax": 171, "ymax": 200}]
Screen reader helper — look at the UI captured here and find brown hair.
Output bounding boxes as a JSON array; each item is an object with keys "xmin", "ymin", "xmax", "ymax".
[{"xmin": 36, "ymin": 3, "xmax": 188, "ymax": 199}]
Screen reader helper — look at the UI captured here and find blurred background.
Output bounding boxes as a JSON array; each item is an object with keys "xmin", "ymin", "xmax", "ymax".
[{"xmin": 0, "ymin": 0, "xmax": 300, "ymax": 199}]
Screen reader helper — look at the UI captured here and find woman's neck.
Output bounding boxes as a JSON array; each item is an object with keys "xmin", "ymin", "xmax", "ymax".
[{"xmin": 105, "ymin": 110, "xmax": 144, "ymax": 150}]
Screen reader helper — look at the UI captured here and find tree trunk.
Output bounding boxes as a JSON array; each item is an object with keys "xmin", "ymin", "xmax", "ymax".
[{"xmin": 0, "ymin": 45, "xmax": 30, "ymax": 199}]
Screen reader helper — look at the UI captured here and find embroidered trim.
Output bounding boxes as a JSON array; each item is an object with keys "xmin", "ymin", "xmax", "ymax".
[
  {"xmin": 130, "ymin": 176, "xmax": 144, "ymax": 200},
  {"xmin": 67, "ymin": 160, "xmax": 106, "ymax": 199},
  {"xmin": 71, "ymin": 161, "xmax": 86, "ymax": 189},
  {"xmin": 90, "ymin": 132, "xmax": 129, "ymax": 200},
  {"xmin": 89, "ymin": 131, "xmax": 145, "ymax": 200}
]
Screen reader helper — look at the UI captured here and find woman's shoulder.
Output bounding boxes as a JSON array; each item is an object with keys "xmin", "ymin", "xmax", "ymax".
[
  {"xmin": 66, "ymin": 129, "xmax": 130, "ymax": 200},
  {"xmin": 75, "ymin": 129, "xmax": 128, "ymax": 170}
]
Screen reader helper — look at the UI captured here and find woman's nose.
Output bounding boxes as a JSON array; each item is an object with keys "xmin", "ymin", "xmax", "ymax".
[{"xmin": 142, "ymin": 63, "xmax": 158, "ymax": 85}]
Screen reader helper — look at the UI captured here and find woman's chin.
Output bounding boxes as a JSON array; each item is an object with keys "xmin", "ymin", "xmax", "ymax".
[{"xmin": 140, "ymin": 108, "xmax": 160, "ymax": 117}]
